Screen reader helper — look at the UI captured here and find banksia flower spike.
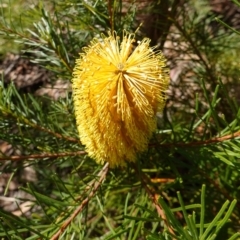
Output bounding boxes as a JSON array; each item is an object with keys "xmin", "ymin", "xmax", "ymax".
[{"xmin": 72, "ymin": 31, "xmax": 169, "ymax": 167}]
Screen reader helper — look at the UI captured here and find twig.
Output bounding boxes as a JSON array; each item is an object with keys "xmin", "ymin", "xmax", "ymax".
[
  {"xmin": 108, "ymin": 0, "xmax": 113, "ymax": 33},
  {"xmin": 3, "ymin": 109, "xmax": 79, "ymax": 143},
  {"xmin": 29, "ymin": 123, "xmax": 79, "ymax": 143},
  {"xmin": 134, "ymin": 165, "xmax": 175, "ymax": 237},
  {"xmin": 50, "ymin": 162, "xmax": 109, "ymax": 240},
  {"xmin": 151, "ymin": 130, "xmax": 240, "ymax": 148},
  {"xmin": 145, "ymin": 182, "xmax": 175, "ymax": 237},
  {"xmin": 0, "ymin": 151, "xmax": 86, "ymax": 161},
  {"xmin": 172, "ymin": 16, "xmax": 214, "ymax": 81}
]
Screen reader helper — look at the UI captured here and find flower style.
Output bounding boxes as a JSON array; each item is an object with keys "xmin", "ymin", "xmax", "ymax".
[{"xmin": 72, "ymin": 31, "xmax": 169, "ymax": 167}]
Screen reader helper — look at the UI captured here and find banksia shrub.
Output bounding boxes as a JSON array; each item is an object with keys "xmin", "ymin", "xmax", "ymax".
[
  {"xmin": 1, "ymin": 1, "xmax": 240, "ymax": 239},
  {"xmin": 72, "ymin": 31, "xmax": 169, "ymax": 167}
]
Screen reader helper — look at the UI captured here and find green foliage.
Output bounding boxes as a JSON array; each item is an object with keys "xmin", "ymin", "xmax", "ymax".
[{"xmin": 0, "ymin": 0, "xmax": 240, "ymax": 239}]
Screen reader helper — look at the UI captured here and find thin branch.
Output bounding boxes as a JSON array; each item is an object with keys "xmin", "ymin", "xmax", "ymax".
[
  {"xmin": 0, "ymin": 150, "xmax": 86, "ymax": 161},
  {"xmin": 171, "ymin": 16, "xmax": 215, "ymax": 81},
  {"xmin": 3, "ymin": 109, "xmax": 79, "ymax": 143},
  {"xmin": 28, "ymin": 122, "xmax": 79, "ymax": 143},
  {"xmin": 0, "ymin": 25, "xmax": 42, "ymax": 44},
  {"xmin": 50, "ymin": 162, "xmax": 109, "ymax": 240},
  {"xmin": 151, "ymin": 130, "xmax": 240, "ymax": 148},
  {"xmin": 1, "ymin": 21, "xmax": 73, "ymax": 73},
  {"xmin": 134, "ymin": 165, "xmax": 176, "ymax": 237},
  {"xmin": 159, "ymin": 0, "xmax": 181, "ymax": 49},
  {"xmin": 108, "ymin": 0, "xmax": 113, "ymax": 33}
]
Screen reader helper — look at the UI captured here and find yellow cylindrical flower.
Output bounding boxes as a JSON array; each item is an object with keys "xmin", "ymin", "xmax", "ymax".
[{"xmin": 72, "ymin": 31, "xmax": 169, "ymax": 167}]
